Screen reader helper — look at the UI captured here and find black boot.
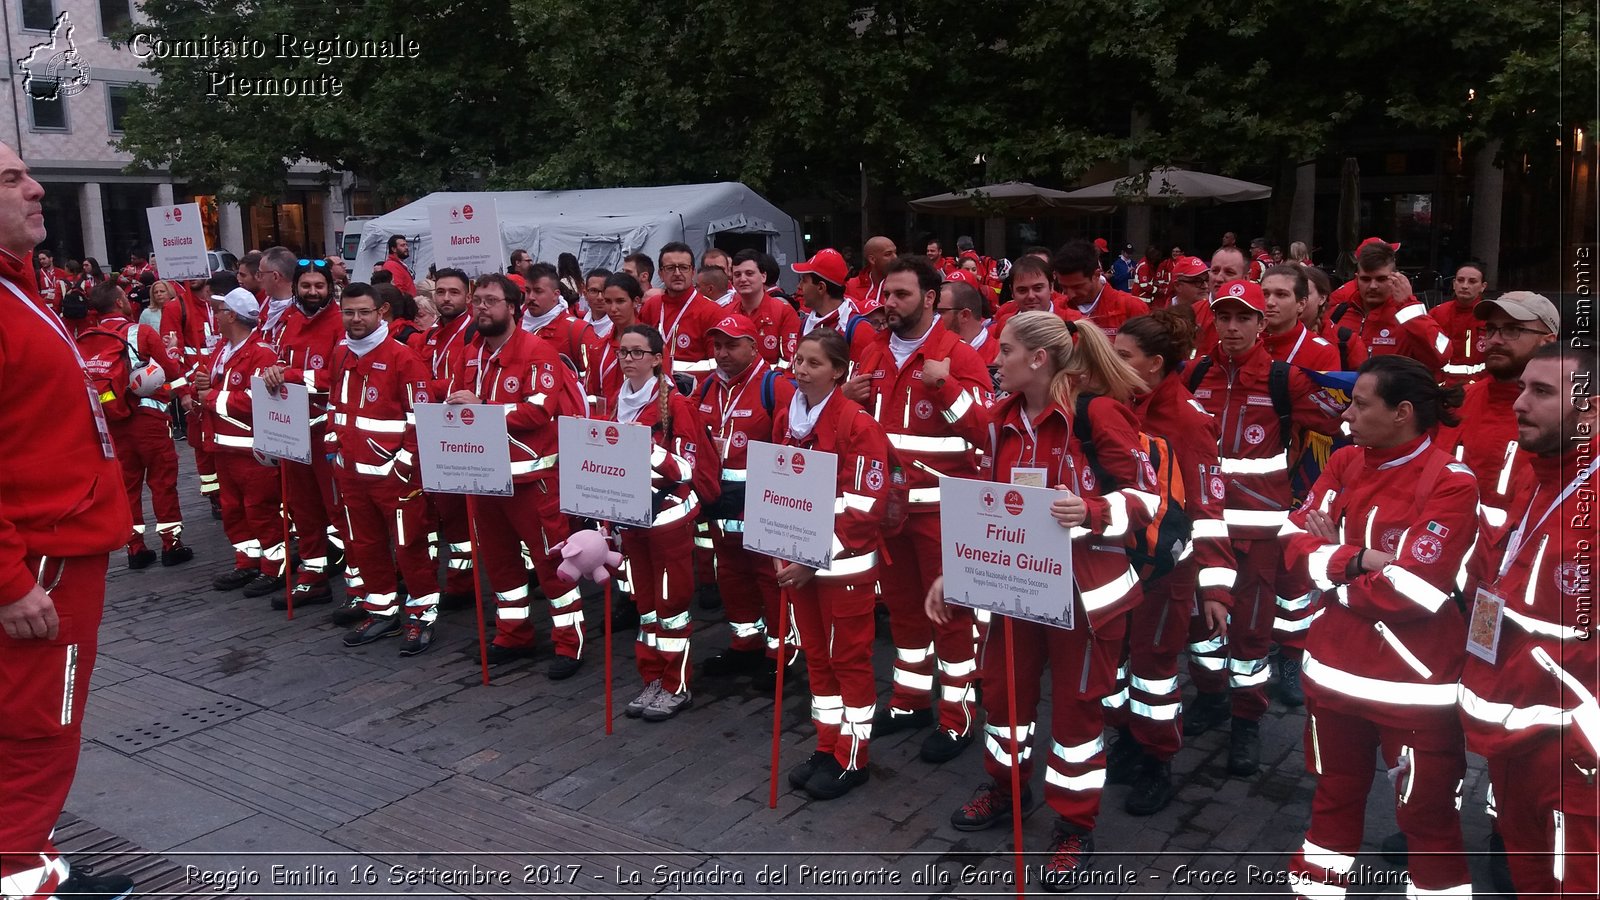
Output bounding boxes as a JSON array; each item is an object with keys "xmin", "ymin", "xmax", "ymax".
[
  {"xmin": 1277, "ymin": 654, "xmax": 1305, "ymax": 707},
  {"xmin": 1105, "ymin": 726, "xmax": 1144, "ymax": 785},
  {"xmin": 1124, "ymin": 756, "xmax": 1174, "ymax": 816},
  {"xmin": 1183, "ymin": 691, "xmax": 1230, "ymax": 736},
  {"xmin": 1227, "ymin": 716, "xmax": 1260, "ymax": 776}
]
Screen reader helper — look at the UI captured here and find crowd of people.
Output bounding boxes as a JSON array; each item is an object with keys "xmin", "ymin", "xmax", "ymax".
[{"xmin": 10, "ymin": 158, "xmax": 1593, "ymax": 896}]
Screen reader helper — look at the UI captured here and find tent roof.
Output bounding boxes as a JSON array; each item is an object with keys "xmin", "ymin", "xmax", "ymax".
[{"xmin": 1056, "ymin": 167, "xmax": 1272, "ymax": 211}]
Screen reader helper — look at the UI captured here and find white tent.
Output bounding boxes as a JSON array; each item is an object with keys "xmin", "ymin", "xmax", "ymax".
[{"xmin": 353, "ymin": 182, "xmax": 804, "ymax": 290}]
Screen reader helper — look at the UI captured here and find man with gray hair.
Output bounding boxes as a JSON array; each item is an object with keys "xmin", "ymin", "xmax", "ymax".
[{"xmin": 252, "ymin": 245, "xmax": 300, "ymax": 350}]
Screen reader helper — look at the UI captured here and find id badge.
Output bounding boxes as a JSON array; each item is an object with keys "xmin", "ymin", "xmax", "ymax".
[
  {"xmin": 715, "ymin": 436, "xmax": 729, "ymax": 458},
  {"xmin": 1011, "ymin": 467, "xmax": 1048, "ymax": 488},
  {"xmin": 1466, "ymin": 587, "xmax": 1506, "ymax": 665},
  {"xmin": 86, "ymin": 383, "xmax": 116, "ymax": 460}
]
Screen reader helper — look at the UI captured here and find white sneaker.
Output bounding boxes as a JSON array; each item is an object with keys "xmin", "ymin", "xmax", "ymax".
[
  {"xmin": 626, "ymin": 680, "xmax": 662, "ymax": 718},
  {"xmin": 642, "ymin": 687, "xmax": 692, "ymax": 721}
]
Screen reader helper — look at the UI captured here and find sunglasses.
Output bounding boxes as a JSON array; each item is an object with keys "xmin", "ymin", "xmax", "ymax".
[{"xmin": 297, "ymin": 259, "xmax": 330, "ymax": 268}]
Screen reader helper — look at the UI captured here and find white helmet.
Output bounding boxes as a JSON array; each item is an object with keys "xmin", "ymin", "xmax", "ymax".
[{"xmin": 128, "ymin": 360, "xmax": 168, "ymax": 398}]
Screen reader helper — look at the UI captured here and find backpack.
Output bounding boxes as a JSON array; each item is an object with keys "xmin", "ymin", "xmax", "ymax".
[
  {"xmin": 1186, "ymin": 357, "xmax": 1294, "ymax": 451},
  {"xmin": 696, "ymin": 368, "xmax": 780, "ymax": 418},
  {"xmin": 844, "ymin": 314, "xmax": 875, "ymax": 346},
  {"xmin": 1072, "ymin": 393, "xmax": 1192, "ymax": 579},
  {"xmin": 1333, "ymin": 326, "xmax": 1356, "ymax": 371},
  {"xmin": 61, "ymin": 290, "xmax": 87, "ymax": 321},
  {"xmin": 77, "ymin": 321, "xmax": 148, "ymax": 421}
]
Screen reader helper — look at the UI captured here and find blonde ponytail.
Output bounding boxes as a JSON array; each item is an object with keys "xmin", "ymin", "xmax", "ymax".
[{"xmin": 1007, "ymin": 311, "xmax": 1144, "ymax": 410}]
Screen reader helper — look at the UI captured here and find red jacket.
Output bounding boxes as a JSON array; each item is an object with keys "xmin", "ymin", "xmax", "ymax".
[
  {"xmin": 1190, "ymin": 342, "xmax": 1345, "ymax": 540},
  {"xmin": 801, "ymin": 300, "xmax": 881, "ymax": 368},
  {"xmin": 1248, "ymin": 253, "xmax": 1273, "ymax": 282},
  {"xmin": 1067, "ymin": 281, "xmax": 1148, "ymax": 338},
  {"xmin": 1283, "ymin": 435, "xmax": 1477, "ymax": 728},
  {"xmin": 523, "ymin": 307, "xmax": 595, "ymax": 377},
  {"xmin": 1459, "ymin": 444, "xmax": 1599, "ymax": 779},
  {"xmin": 1329, "ymin": 294, "xmax": 1450, "ymax": 371},
  {"xmin": 1132, "ymin": 373, "xmax": 1233, "ymax": 608},
  {"xmin": 610, "ymin": 383, "xmax": 715, "ymax": 530},
  {"xmin": 731, "ymin": 293, "xmax": 801, "ymax": 368},
  {"xmin": 201, "ymin": 336, "xmax": 281, "ymax": 454},
  {"xmin": 1316, "ymin": 317, "xmax": 1369, "ymax": 370},
  {"xmin": 382, "ymin": 255, "xmax": 416, "ymax": 297},
  {"xmin": 966, "ymin": 328, "xmax": 998, "ymax": 366},
  {"xmin": 419, "ymin": 312, "xmax": 475, "ymax": 400},
  {"xmin": 854, "ymin": 320, "xmax": 992, "ymax": 511},
  {"xmin": 452, "ymin": 328, "xmax": 581, "ymax": 483},
  {"xmin": 585, "ymin": 330, "xmax": 625, "ymax": 418},
  {"xmin": 36, "ymin": 265, "xmax": 67, "ymax": 309},
  {"xmin": 1262, "ymin": 322, "xmax": 1341, "ymax": 371},
  {"xmin": 276, "ymin": 300, "xmax": 344, "ymax": 427},
  {"xmin": 641, "ymin": 289, "xmax": 722, "ymax": 377},
  {"xmin": 253, "ymin": 296, "xmax": 298, "ymax": 353},
  {"xmin": 987, "ymin": 298, "xmax": 1083, "ymax": 340},
  {"xmin": 773, "ymin": 388, "xmax": 890, "ymax": 580},
  {"xmin": 323, "ymin": 328, "xmax": 431, "ymax": 482},
  {"xmin": 1428, "ymin": 299, "xmax": 1487, "ymax": 385},
  {"xmin": 1434, "ymin": 377, "xmax": 1525, "ymax": 530},
  {"xmin": 987, "ymin": 393, "xmax": 1151, "ymax": 627},
  {"xmin": 76, "ymin": 315, "xmax": 188, "ymax": 420},
  {"xmin": 159, "ymin": 283, "xmax": 217, "ymax": 387},
  {"xmin": 0, "ymin": 260, "xmax": 129, "ymax": 603},
  {"xmin": 695, "ymin": 360, "xmax": 796, "ymax": 529}
]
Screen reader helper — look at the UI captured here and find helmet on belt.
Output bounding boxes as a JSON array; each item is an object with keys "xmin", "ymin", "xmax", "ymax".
[{"xmin": 128, "ymin": 359, "xmax": 168, "ymax": 397}]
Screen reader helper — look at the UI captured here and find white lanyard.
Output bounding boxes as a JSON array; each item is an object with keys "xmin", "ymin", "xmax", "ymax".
[
  {"xmin": 0, "ymin": 275, "xmax": 86, "ymax": 365},
  {"xmin": 0, "ymin": 274, "xmax": 115, "ymax": 459},
  {"xmin": 1017, "ymin": 408, "xmax": 1042, "ymax": 467},
  {"xmin": 475, "ymin": 339, "xmax": 509, "ymax": 398},
  {"xmin": 1284, "ymin": 327, "xmax": 1308, "ymax": 365},
  {"xmin": 659, "ymin": 293, "xmax": 697, "ymax": 350},
  {"xmin": 1500, "ymin": 457, "xmax": 1600, "ymax": 578},
  {"xmin": 431, "ymin": 315, "xmax": 467, "ymax": 376},
  {"xmin": 717, "ymin": 364, "xmax": 761, "ymax": 438}
]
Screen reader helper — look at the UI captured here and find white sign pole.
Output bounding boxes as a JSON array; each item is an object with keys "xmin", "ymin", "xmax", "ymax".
[
  {"xmin": 429, "ymin": 198, "xmax": 504, "ymax": 277},
  {"xmin": 413, "ymin": 402, "xmax": 513, "ymax": 496},
  {"xmin": 557, "ymin": 416, "xmax": 653, "ymax": 527},
  {"xmin": 741, "ymin": 440, "xmax": 839, "ymax": 569},
  {"xmin": 250, "ymin": 377, "xmax": 312, "ymax": 464},
  {"xmin": 939, "ymin": 476, "xmax": 1076, "ymax": 629},
  {"xmin": 145, "ymin": 202, "xmax": 210, "ymax": 279}
]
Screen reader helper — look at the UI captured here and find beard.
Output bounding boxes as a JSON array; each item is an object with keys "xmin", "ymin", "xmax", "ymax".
[
  {"xmin": 890, "ymin": 306, "xmax": 924, "ymax": 337},
  {"xmin": 476, "ymin": 317, "xmax": 510, "ymax": 337},
  {"xmin": 1484, "ymin": 351, "xmax": 1520, "ymax": 380}
]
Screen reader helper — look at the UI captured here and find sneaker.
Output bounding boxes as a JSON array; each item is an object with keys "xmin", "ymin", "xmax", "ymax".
[
  {"xmin": 56, "ymin": 864, "xmax": 133, "ymax": 900},
  {"xmin": 1105, "ymin": 727, "xmax": 1144, "ymax": 786},
  {"xmin": 701, "ymin": 647, "xmax": 765, "ymax": 677},
  {"xmin": 484, "ymin": 643, "xmax": 539, "ymax": 665},
  {"xmin": 1227, "ymin": 716, "xmax": 1261, "ymax": 776},
  {"xmin": 803, "ymin": 754, "xmax": 868, "ymax": 800},
  {"xmin": 1183, "ymin": 691, "xmax": 1230, "ymax": 736},
  {"xmin": 625, "ymin": 680, "xmax": 662, "ymax": 718},
  {"xmin": 1278, "ymin": 655, "xmax": 1305, "ymax": 707},
  {"xmin": 919, "ymin": 728, "xmax": 975, "ymax": 764},
  {"xmin": 342, "ymin": 615, "xmax": 401, "ymax": 647},
  {"xmin": 160, "ymin": 544, "xmax": 194, "ymax": 567},
  {"xmin": 547, "ymin": 655, "xmax": 583, "ymax": 680},
  {"xmin": 951, "ymin": 781, "xmax": 1031, "ymax": 832},
  {"xmin": 873, "ymin": 706, "xmax": 933, "ymax": 736},
  {"xmin": 242, "ymin": 574, "xmax": 286, "ymax": 599},
  {"xmin": 330, "ymin": 601, "xmax": 367, "ymax": 627},
  {"xmin": 788, "ymin": 750, "xmax": 832, "ymax": 790},
  {"xmin": 212, "ymin": 567, "xmax": 259, "ymax": 591},
  {"xmin": 1124, "ymin": 757, "xmax": 1174, "ymax": 816},
  {"xmin": 398, "ymin": 621, "xmax": 434, "ymax": 657},
  {"xmin": 126, "ymin": 547, "xmax": 157, "ymax": 570},
  {"xmin": 642, "ymin": 687, "xmax": 692, "ymax": 721},
  {"xmin": 1038, "ymin": 824, "xmax": 1095, "ymax": 892},
  {"xmin": 275, "ymin": 580, "xmax": 333, "ymax": 611}
]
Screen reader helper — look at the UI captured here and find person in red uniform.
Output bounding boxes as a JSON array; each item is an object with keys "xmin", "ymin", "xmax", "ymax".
[
  {"xmin": 988, "ymin": 256, "xmax": 1081, "ymax": 338},
  {"xmin": 1105, "ymin": 311, "xmax": 1232, "ymax": 816},
  {"xmin": 1247, "ymin": 238, "xmax": 1273, "ymax": 282},
  {"xmin": 728, "ymin": 249, "xmax": 800, "ymax": 369},
  {"xmin": 608, "ymin": 324, "xmax": 712, "ymax": 720},
  {"xmin": 1199, "ymin": 247, "xmax": 1251, "ymax": 357},
  {"xmin": 520, "ymin": 261, "xmax": 594, "ymax": 376},
  {"xmin": 1051, "ymin": 240, "xmax": 1148, "ymax": 338},
  {"xmin": 319, "ymin": 283, "xmax": 439, "ymax": 655},
  {"xmin": 938, "ymin": 278, "xmax": 997, "ymax": 366},
  {"xmin": 777, "ymin": 328, "xmax": 891, "ymax": 800},
  {"xmin": 252, "ymin": 247, "xmax": 302, "ymax": 353},
  {"xmin": 1165, "ymin": 256, "xmax": 1211, "ymax": 351},
  {"xmin": 0, "ymin": 144, "xmax": 139, "ymax": 900},
  {"xmin": 847, "ymin": 235, "xmax": 897, "ymax": 310},
  {"xmin": 586, "ymin": 272, "xmax": 646, "ymax": 416},
  {"xmin": 696, "ymin": 314, "xmax": 797, "ymax": 683},
  {"xmin": 794, "ymin": 248, "xmax": 877, "ymax": 366},
  {"xmin": 1260, "ymin": 265, "xmax": 1341, "ymax": 370},
  {"xmin": 1183, "ymin": 280, "xmax": 1345, "ymax": 776},
  {"xmin": 1281, "ymin": 356, "xmax": 1477, "ymax": 900},
  {"xmin": 842, "ymin": 256, "xmax": 992, "ymax": 761},
  {"xmin": 923, "ymin": 236, "xmax": 955, "ymax": 276},
  {"xmin": 1458, "ymin": 345, "xmax": 1599, "ymax": 899},
  {"xmin": 936, "ymin": 311, "xmax": 1153, "ymax": 889},
  {"xmin": 381, "ymin": 234, "xmax": 417, "ymax": 297},
  {"xmin": 77, "ymin": 283, "xmax": 194, "ymax": 570},
  {"xmin": 257, "ymin": 261, "xmax": 344, "ymax": 608},
  {"xmin": 1429, "ymin": 262, "xmax": 1490, "ymax": 386},
  {"xmin": 1328, "ymin": 240, "xmax": 1450, "ymax": 372},
  {"xmin": 166, "ymin": 274, "xmax": 231, "ymax": 517},
  {"xmin": 414, "ymin": 268, "xmax": 478, "ymax": 614},
  {"xmin": 33, "ymin": 248, "xmax": 66, "ymax": 311},
  {"xmin": 447, "ymin": 274, "xmax": 587, "ymax": 678},
  {"xmin": 117, "ymin": 250, "xmax": 155, "ymax": 291},
  {"xmin": 1301, "ymin": 266, "xmax": 1368, "ymax": 371},
  {"xmin": 640, "ymin": 242, "xmax": 720, "ymax": 380}
]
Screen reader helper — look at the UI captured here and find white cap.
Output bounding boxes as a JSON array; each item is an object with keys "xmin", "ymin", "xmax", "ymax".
[{"xmin": 220, "ymin": 287, "xmax": 259, "ymax": 321}]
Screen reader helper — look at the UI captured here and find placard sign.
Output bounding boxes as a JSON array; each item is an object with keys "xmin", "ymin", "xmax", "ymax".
[
  {"xmin": 557, "ymin": 416, "xmax": 652, "ymax": 527},
  {"xmin": 250, "ymin": 377, "xmax": 311, "ymax": 464},
  {"xmin": 414, "ymin": 403, "xmax": 513, "ymax": 496},
  {"xmin": 146, "ymin": 202, "xmax": 210, "ymax": 279},
  {"xmin": 429, "ymin": 198, "xmax": 504, "ymax": 276},
  {"xmin": 742, "ymin": 440, "xmax": 838, "ymax": 570},
  {"xmin": 939, "ymin": 476, "xmax": 1075, "ymax": 628}
]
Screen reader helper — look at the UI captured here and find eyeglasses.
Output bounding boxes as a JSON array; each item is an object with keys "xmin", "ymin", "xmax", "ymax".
[
  {"xmin": 1483, "ymin": 323, "xmax": 1551, "ymax": 340},
  {"xmin": 935, "ymin": 306, "xmax": 961, "ymax": 315},
  {"xmin": 660, "ymin": 264, "xmax": 693, "ymax": 273},
  {"xmin": 341, "ymin": 307, "xmax": 379, "ymax": 317},
  {"xmin": 615, "ymin": 348, "xmax": 659, "ymax": 360},
  {"xmin": 471, "ymin": 296, "xmax": 508, "ymax": 308},
  {"xmin": 297, "ymin": 258, "xmax": 329, "ymax": 268}
]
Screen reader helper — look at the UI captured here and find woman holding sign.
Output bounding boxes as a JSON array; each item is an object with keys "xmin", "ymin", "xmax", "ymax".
[
  {"xmin": 774, "ymin": 328, "xmax": 890, "ymax": 801},
  {"xmin": 608, "ymin": 325, "xmax": 714, "ymax": 722},
  {"xmin": 928, "ymin": 310, "xmax": 1151, "ymax": 891}
]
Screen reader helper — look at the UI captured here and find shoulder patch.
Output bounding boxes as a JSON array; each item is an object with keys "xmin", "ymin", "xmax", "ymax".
[
  {"xmin": 1446, "ymin": 462, "xmax": 1474, "ymax": 477},
  {"xmin": 1310, "ymin": 336, "xmax": 1332, "ymax": 347}
]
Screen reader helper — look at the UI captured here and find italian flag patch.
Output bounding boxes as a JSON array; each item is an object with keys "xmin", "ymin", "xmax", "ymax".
[{"xmin": 1426, "ymin": 520, "xmax": 1450, "ymax": 538}]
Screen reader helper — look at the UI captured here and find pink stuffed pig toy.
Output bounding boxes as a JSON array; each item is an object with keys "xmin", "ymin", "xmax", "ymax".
[{"xmin": 552, "ymin": 529, "xmax": 622, "ymax": 584}]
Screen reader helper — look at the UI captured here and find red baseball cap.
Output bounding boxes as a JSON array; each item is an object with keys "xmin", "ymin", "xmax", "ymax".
[
  {"xmin": 1093, "ymin": 238, "xmax": 1109, "ymax": 253},
  {"xmin": 1358, "ymin": 236, "xmax": 1401, "ymax": 252},
  {"xmin": 1171, "ymin": 256, "xmax": 1208, "ymax": 279},
  {"xmin": 1210, "ymin": 279, "xmax": 1267, "ymax": 315},
  {"xmin": 853, "ymin": 291, "xmax": 884, "ymax": 316},
  {"xmin": 793, "ymin": 249, "xmax": 848, "ymax": 287},
  {"xmin": 944, "ymin": 269, "xmax": 982, "ymax": 289},
  {"xmin": 506, "ymin": 273, "xmax": 528, "ymax": 290},
  {"xmin": 706, "ymin": 313, "xmax": 758, "ymax": 341}
]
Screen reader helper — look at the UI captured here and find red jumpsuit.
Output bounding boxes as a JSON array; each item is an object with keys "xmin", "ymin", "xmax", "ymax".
[
  {"xmin": 452, "ymin": 328, "xmax": 586, "ymax": 657},
  {"xmin": 323, "ymin": 330, "xmax": 437, "ymax": 623},
  {"xmin": 966, "ymin": 328, "xmax": 998, "ymax": 367},
  {"xmin": 1064, "ymin": 281, "xmax": 1148, "ymax": 339},
  {"xmin": 524, "ymin": 306, "xmax": 595, "ymax": 378},
  {"xmin": 730, "ymin": 294, "xmax": 800, "ymax": 369},
  {"xmin": 987, "ymin": 298, "xmax": 1083, "ymax": 340},
  {"xmin": 641, "ymin": 288, "xmax": 721, "ymax": 379},
  {"xmin": 1435, "ymin": 377, "xmax": 1524, "ymax": 530},
  {"xmin": 418, "ymin": 312, "xmax": 477, "ymax": 600},
  {"xmin": 1458, "ymin": 443, "xmax": 1600, "ymax": 899},
  {"xmin": 1186, "ymin": 343, "xmax": 1344, "ymax": 721},
  {"xmin": 381, "ymin": 254, "xmax": 416, "ymax": 297},
  {"xmin": 0, "ymin": 262, "xmax": 129, "ymax": 900},
  {"xmin": 160, "ymin": 284, "xmax": 220, "ymax": 503},
  {"xmin": 773, "ymin": 388, "xmax": 890, "ymax": 771},
  {"xmin": 1282, "ymin": 435, "xmax": 1478, "ymax": 899},
  {"xmin": 1428, "ymin": 299, "xmax": 1487, "ymax": 386},
  {"xmin": 1316, "ymin": 316, "xmax": 1369, "ymax": 371},
  {"xmin": 1329, "ymin": 294, "xmax": 1450, "ymax": 373},
  {"xmin": 203, "ymin": 337, "xmax": 287, "ymax": 578},
  {"xmin": 77, "ymin": 314, "xmax": 189, "ymax": 556},
  {"xmin": 979, "ymin": 393, "xmax": 1150, "ymax": 828},
  {"xmin": 855, "ymin": 321, "xmax": 992, "ymax": 739},
  {"xmin": 275, "ymin": 300, "xmax": 345, "ymax": 595}
]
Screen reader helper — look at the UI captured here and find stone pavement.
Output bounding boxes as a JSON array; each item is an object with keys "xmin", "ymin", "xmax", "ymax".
[{"xmin": 61, "ymin": 450, "xmax": 1508, "ymax": 900}]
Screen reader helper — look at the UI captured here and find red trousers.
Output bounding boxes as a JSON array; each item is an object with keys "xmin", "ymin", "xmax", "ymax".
[
  {"xmin": 109, "ymin": 411, "xmax": 182, "ymax": 551},
  {"xmin": 1187, "ymin": 538, "xmax": 1277, "ymax": 721},
  {"xmin": 790, "ymin": 575, "xmax": 876, "ymax": 770},
  {"xmin": 620, "ymin": 520, "xmax": 694, "ymax": 692},
  {"xmin": 472, "ymin": 479, "xmax": 580, "ymax": 657},
  {"xmin": 0, "ymin": 555, "xmax": 106, "ymax": 900},
  {"xmin": 426, "ymin": 492, "xmax": 475, "ymax": 597},
  {"xmin": 1272, "ymin": 564, "xmax": 1318, "ymax": 654},
  {"xmin": 1104, "ymin": 562, "xmax": 1192, "ymax": 761},
  {"xmin": 881, "ymin": 512, "xmax": 978, "ymax": 736},
  {"xmin": 213, "ymin": 450, "xmax": 284, "ymax": 576},
  {"xmin": 334, "ymin": 472, "xmax": 438, "ymax": 623},
  {"xmin": 693, "ymin": 519, "xmax": 717, "ymax": 589},
  {"xmin": 1487, "ymin": 738, "xmax": 1600, "ymax": 899},
  {"xmin": 186, "ymin": 408, "xmax": 217, "ymax": 500},
  {"xmin": 713, "ymin": 526, "xmax": 782, "ymax": 655},
  {"xmin": 282, "ymin": 437, "xmax": 339, "ymax": 586},
  {"xmin": 1289, "ymin": 701, "xmax": 1470, "ymax": 897}
]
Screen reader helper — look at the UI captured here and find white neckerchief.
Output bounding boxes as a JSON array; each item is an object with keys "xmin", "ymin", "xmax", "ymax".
[
  {"xmin": 787, "ymin": 387, "xmax": 833, "ymax": 441},
  {"xmin": 589, "ymin": 314, "xmax": 614, "ymax": 339},
  {"xmin": 889, "ymin": 324, "xmax": 933, "ymax": 369},
  {"xmin": 616, "ymin": 376, "xmax": 658, "ymax": 425},
  {"xmin": 969, "ymin": 327, "xmax": 990, "ymax": 352},
  {"xmin": 1078, "ymin": 281, "xmax": 1106, "ymax": 318},
  {"xmin": 262, "ymin": 295, "xmax": 294, "ymax": 334},
  {"xmin": 521, "ymin": 304, "xmax": 562, "ymax": 334},
  {"xmin": 715, "ymin": 290, "xmax": 736, "ymax": 308},
  {"xmin": 345, "ymin": 326, "xmax": 387, "ymax": 359},
  {"xmin": 803, "ymin": 298, "xmax": 854, "ymax": 335},
  {"xmin": 214, "ymin": 335, "xmax": 247, "ymax": 374}
]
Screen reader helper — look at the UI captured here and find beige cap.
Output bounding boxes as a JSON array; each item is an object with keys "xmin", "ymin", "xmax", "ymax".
[{"xmin": 1474, "ymin": 291, "xmax": 1559, "ymax": 334}]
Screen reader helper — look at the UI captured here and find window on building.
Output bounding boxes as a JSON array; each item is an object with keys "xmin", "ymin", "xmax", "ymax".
[
  {"xmin": 98, "ymin": 0, "xmax": 131, "ymax": 35},
  {"xmin": 28, "ymin": 81, "xmax": 67, "ymax": 131},
  {"xmin": 106, "ymin": 84, "xmax": 133, "ymax": 133},
  {"xmin": 20, "ymin": 0, "xmax": 53, "ymax": 31}
]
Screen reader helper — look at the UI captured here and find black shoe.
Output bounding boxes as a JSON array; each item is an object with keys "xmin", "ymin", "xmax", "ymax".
[
  {"xmin": 208, "ymin": 498, "xmax": 222, "ymax": 521},
  {"xmin": 1278, "ymin": 655, "xmax": 1305, "ymax": 707},
  {"xmin": 696, "ymin": 583, "xmax": 722, "ymax": 610},
  {"xmin": 330, "ymin": 601, "xmax": 367, "ymax": 627},
  {"xmin": 547, "ymin": 654, "xmax": 582, "ymax": 680},
  {"xmin": 873, "ymin": 706, "xmax": 933, "ymax": 736},
  {"xmin": 160, "ymin": 544, "xmax": 194, "ymax": 567},
  {"xmin": 788, "ymin": 750, "xmax": 832, "ymax": 790},
  {"xmin": 1380, "ymin": 831, "xmax": 1407, "ymax": 866},
  {"xmin": 612, "ymin": 595, "xmax": 639, "ymax": 629},
  {"xmin": 242, "ymin": 574, "xmax": 286, "ymax": 599},
  {"xmin": 1105, "ymin": 727, "xmax": 1144, "ymax": 786},
  {"xmin": 1124, "ymin": 756, "xmax": 1174, "ymax": 816},
  {"xmin": 751, "ymin": 658, "xmax": 799, "ymax": 692},
  {"xmin": 920, "ymin": 728, "xmax": 975, "ymax": 764},
  {"xmin": 1227, "ymin": 716, "xmax": 1260, "ymax": 776},
  {"xmin": 1183, "ymin": 691, "xmax": 1230, "ymax": 736},
  {"xmin": 1038, "ymin": 823, "xmax": 1095, "ymax": 893},
  {"xmin": 212, "ymin": 568, "xmax": 258, "ymax": 591},
  {"xmin": 126, "ymin": 547, "xmax": 157, "ymax": 570},
  {"xmin": 485, "ymin": 642, "xmax": 539, "ymax": 665},
  {"xmin": 803, "ymin": 755, "xmax": 868, "ymax": 800},
  {"xmin": 399, "ymin": 621, "xmax": 434, "ymax": 657},
  {"xmin": 951, "ymin": 781, "xmax": 1031, "ymax": 831},
  {"xmin": 439, "ymin": 591, "xmax": 475, "ymax": 611},
  {"xmin": 56, "ymin": 865, "xmax": 134, "ymax": 900},
  {"xmin": 274, "ymin": 580, "xmax": 333, "ymax": 611},
  {"xmin": 1487, "ymin": 830, "xmax": 1514, "ymax": 896},
  {"xmin": 702, "ymin": 647, "xmax": 765, "ymax": 678},
  {"xmin": 343, "ymin": 615, "xmax": 401, "ymax": 646},
  {"xmin": 326, "ymin": 546, "xmax": 345, "ymax": 573}
]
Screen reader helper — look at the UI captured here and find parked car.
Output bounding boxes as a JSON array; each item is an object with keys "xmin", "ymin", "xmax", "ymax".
[{"xmin": 207, "ymin": 249, "xmax": 238, "ymax": 274}]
